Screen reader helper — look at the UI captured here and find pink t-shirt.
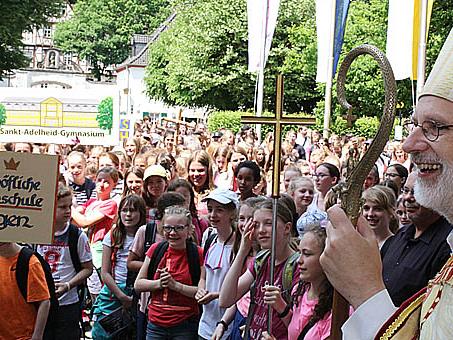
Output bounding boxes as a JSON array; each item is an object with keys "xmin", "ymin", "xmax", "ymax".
[
  {"xmin": 288, "ymin": 285, "xmax": 332, "ymax": 340},
  {"xmin": 82, "ymin": 198, "xmax": 117, "ymax": 243},
  {"xmin": 192, "ymin": 216, "xmax": 209, "ymax": 245},
  {"xmin": 236, "ymin": 256, "xmax": 255, "ymax": 317}
]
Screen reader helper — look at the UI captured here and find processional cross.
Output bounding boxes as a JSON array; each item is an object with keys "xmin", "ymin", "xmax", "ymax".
[{"xmin": 241, "ymin": 74, "xmax": 316, "ymax": 333}]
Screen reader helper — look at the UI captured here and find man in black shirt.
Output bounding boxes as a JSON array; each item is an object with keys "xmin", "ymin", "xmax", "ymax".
[{"xmin": 381, "ymin": 172, "xmax": 452, "ymax": 306}]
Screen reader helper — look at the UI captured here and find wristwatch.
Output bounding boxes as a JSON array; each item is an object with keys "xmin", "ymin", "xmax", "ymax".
[{"xmin": 216, "ymin": 320, "xmax": 228, "ymax": 331}]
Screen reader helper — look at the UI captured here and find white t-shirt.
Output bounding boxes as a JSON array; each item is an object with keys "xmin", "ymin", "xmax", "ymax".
[
  {"xmin": 37, "ymin": 224, "xmax": 92, "ymax": 306},
  {"xmin": 198, "ymin": 241, "xmax": 233, "ymax": 340},
  {"xmin": 102, "ymin": 232, "xmax": 135, "ymax": 284}
]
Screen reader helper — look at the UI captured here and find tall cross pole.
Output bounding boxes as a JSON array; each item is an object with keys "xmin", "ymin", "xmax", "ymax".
[{"xmin": 242, "ymin": 74, "xmax": 315, "ymax": 333}]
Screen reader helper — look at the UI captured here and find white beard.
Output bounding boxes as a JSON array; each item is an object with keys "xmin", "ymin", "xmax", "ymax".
[{"xmin": 414, "ymin": 161, "xmax": 453, "ymax": 223}]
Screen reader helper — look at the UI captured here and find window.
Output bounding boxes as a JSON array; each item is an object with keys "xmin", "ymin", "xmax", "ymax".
[
  {"xmin": 43, "ymin": 26, "xmax": 52, "ymax": 38},
  {"xmin": 48, "ymin": 51, "xmax": 57, "ymax": 68}
]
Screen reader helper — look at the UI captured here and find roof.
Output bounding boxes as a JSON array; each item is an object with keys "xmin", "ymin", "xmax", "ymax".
[{"xmin": 116, "ymin": 12, "xmax": 176, "ymax": 71}]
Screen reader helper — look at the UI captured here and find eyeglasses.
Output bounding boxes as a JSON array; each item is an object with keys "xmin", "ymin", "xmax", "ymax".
[
  {"xmin": 403, "ymin": 119, "xmax": 453, "ymax": 142},
  {"xmin": 402, "ymin": 187, "xmax": 414, "ymax": 195},
  {"xmin": 396, "ymin": 210, "xmax": 407, "ymax": 217},
  {"xmin": 162, "ymin": 224, "xmax": 188, "ymax": 233},
  {"xmin": 313, "ymin": 173, "xmax": 330, "ymax": 179},
  {"xmin": 385, "ymin": 173, "xmax": 400, "ymax": 179}
]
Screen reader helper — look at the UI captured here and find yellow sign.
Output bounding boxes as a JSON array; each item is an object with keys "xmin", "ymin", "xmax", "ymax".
[{"xmin": 0, "ymin": 152, "xmax": 59, "ymax": 244}]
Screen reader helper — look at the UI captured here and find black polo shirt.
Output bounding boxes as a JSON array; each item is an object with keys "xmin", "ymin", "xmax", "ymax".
[{"xmin": 381, "ymin": 217, "xmax": 452, "ymax": 306}]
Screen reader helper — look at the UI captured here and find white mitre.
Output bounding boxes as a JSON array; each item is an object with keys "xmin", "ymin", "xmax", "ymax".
[{"xmin": 419, "ymin": 28, "xmax": 453, "ymax": 102}]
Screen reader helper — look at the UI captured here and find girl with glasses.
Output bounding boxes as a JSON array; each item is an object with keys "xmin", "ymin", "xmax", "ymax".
[
  {"xmin": 384, "ymin": 164, "xmax": 408, "ymax": 194},
  {"xmin": 313, "ymin": 163, "xmax": 340, "ymax": 211},
  {"xmin": 127, "ymin": 192, "xmax": 187, "ymax": 340},
  {"xmin": 135, "ymin": 206, "xmax": 203, "ymax": 340}
]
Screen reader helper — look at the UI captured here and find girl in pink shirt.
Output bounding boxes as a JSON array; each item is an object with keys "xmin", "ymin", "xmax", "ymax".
[{"xmin": 262, "ymin": 222, "xmax": 335, "ymax": 340}]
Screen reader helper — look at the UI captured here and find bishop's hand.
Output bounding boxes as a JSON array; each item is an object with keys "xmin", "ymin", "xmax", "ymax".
[{"xmin": 320, "ymin": 205, "xmax": 386, "ymax": 309}]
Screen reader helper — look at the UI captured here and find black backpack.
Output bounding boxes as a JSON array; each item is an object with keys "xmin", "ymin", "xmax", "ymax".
[
  {"xmin": 126, "ymin": 220, "xmax": 158, "ymax": 289},
  {"xmin": 203, "ymin": 228, "xmax": 218, "ymax": 257},
  {"xmin": 67, "ymin": 224, "xmax": 83, "ymax": 272},
  {"xmin": 16, "ymin": 247, "xmax": 60, "ymax": 338}
]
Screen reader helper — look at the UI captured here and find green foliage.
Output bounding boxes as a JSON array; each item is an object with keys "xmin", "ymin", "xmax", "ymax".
[
  {"xmin": 97, "ymin": 97, "xmax": 113, "ymax": 131},
  {"xmin": 352, "ymin": 116, "xmax": 380, "ymax": 138},
  {"xmin": 207, "ymin": 111, "xmax": 245, "ymax": 134},
  {"xmin": 145, "ymin": 0, "xmax": 320, "ymax": 112},
  {"xmin": 0, "ymin": 104, "xmax": 6, "ymax": 126},
  {"xmin": 0, "ymin": 0, "xmax": 64, "ymax": 79},
  {"xmin": 207, "ymin": 110, "xmax": 316, "ymax": 139},
  {"xmin": 54, "ymin": 0, "xmax": 170, "ymax": 80}
]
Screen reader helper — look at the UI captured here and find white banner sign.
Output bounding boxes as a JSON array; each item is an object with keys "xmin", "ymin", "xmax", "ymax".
[{"xmin": 0, "ymin": 88, "xmax": 119, "ymax": 145}]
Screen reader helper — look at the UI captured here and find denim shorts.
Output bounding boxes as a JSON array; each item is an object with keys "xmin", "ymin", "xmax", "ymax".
[{"xmin": 146, "ymin": 318, "xmax": 198, "ymax": 340}]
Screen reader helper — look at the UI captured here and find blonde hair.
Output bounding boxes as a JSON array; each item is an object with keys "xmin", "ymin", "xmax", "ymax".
[
  {"xmin": 362, "ymin": 185, "xmax": 398, "ymax": 233},
  {"xmin": 288, "ymin": 177, "xmax": 314, "ymax": 196}
]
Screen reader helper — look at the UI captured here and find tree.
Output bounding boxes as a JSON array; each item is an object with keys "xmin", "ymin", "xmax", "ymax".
[
  {"xmin": 0, "ymin": 0, "xmax": 64, "ymax": 79},
  {"xmin": 145, "ymin": 0, "xmax": 320, "ymax": 113},
  {"xmin": 0, "ymin": 104, "xmax": 6, "ymax": 126},
  {"xmin": 97, "ymin": 97, "xmax": 113, "ymax": 131},
  {"xmin": 54, "ymin": 0, "xmax": 170, "ymax": 80}
]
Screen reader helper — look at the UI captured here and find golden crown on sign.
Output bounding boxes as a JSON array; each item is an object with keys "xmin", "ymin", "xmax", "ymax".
[{"xmin": 4, "ymin": 157, "xmax": 20, "ymax": 170}]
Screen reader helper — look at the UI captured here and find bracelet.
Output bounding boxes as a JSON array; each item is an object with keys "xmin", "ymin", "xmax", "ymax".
[
  {"xmin": 65, "ymin": 282, "xmax": 71, "ymax": 292},
  {"xmin": 216, "ymin": 320, "xmax": 228, "ymax": 331},
  {"xmin": 277, "ymin": 304, "xmax": 291, "ymax": 318}
]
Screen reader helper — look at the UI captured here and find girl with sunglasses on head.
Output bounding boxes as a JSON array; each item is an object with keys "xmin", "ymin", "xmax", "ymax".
[
  {"xmin": 167, "ymin": 179, "xmax": 209, "ymax": 246},
  {"xmin": 196, "ymin": 189, "xmax": 239, "ymax": 340},
  {"xmin": 127, "ymin": 192, "xmax": 187, "ymax": 340},
  {"xmin": 135, "ymin": 206, "xmax": 203, "ymax": 340},
  {"xmin": 91, "ymin": 194, "xmax": 146, "ymax": 339},
  {"xmin": 395, "ymin": 196, "xmax": 412, "ymax": 229}
]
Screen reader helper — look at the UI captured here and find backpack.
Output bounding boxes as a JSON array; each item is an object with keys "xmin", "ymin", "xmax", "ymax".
[
  {"xmin": 67, "ymin": 224, "xmax": 83, "ymax": 272},
  {"xmin": 203, "ymin": 228, "xmax": 218, "ymax": 257},
  {"xmin": 244, "ymin": 250, "xmax": 300, "ymax": 339},
  {"xmin": 147, "ymin": 240, "xmax": 201, "ymax": 286},
  {"xmin": 16, "ymin": 247, "xmax": 60, "ymax": 338},
  {"xmin": 126, "ymin": 220, "xmax": 157, "ymax": 289}
]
